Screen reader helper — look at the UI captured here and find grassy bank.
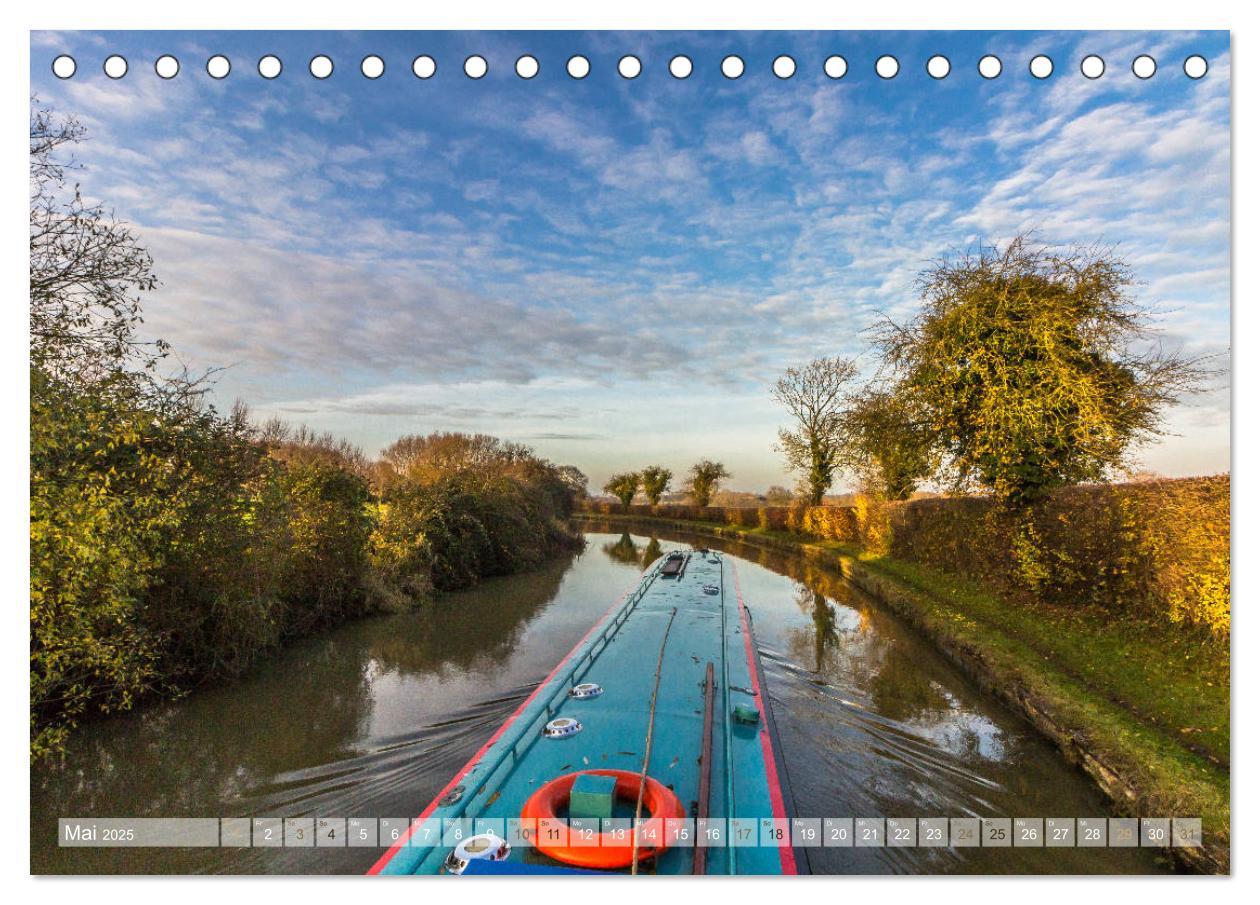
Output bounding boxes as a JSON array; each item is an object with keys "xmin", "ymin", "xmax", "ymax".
[{"xmin": 578, "ymin": 512, "xmax": 1230, "ymax": 873}]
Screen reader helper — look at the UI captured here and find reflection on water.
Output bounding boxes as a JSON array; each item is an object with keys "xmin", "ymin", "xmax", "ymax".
[
  {"xmin": 601, "ymin": 531, "xmax": 662, "ymax": 568},
  {"xmin": 32, "ymin": 551, "xmax": 596, "ymax": 874},
  {"xmin": 586, "ymin": 525, "xmax": 1170, "ymax": 875},
  {"xmin": 31, "ymin": 527, "xmax": 1171, "ymax": 875}
]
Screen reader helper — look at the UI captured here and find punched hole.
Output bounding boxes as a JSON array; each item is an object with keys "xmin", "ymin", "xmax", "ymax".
[
  {"xmin": 412, "ymin": 55, "xmax": 437, "ymax": 79},
  {"xmin": 51, "ymin": 55, "xmax": 76, "ymax": 79},
  {"xmin": 978, "ymin": 54, "xmax": 1002, "ymax": 79},
  {"xmin": 155, "ymin": 55, "xmax": 180, "ymax": 79},
  {"xmin": 1183, "ymin": 54, "xmax": 1208, "ymax": 79},
  {"xmin": 258, "ymin": 55, "xmax": 282, "ymax": 79},
  {"xmin": 1132, "ymin": 54, "xmax": 1157, "ymax": 80},
  {"xmin": 516, "ymin": 55, "xmax": 540, "ymax": 79},
  {"xmin": 309, "ymin": 55, "xmax": 333, "ymax": 79},
  {"xmin": 1080, "ymin": 55, "xmax": 1105, "ymax": 79},
  {"xmin": 206, "ymin": 55, "xmax": 231, "ymax": 79}
]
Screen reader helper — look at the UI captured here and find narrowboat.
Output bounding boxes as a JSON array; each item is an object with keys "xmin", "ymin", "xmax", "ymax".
[{"xmin": 368, "ymin": 549, "xmax": 802, "ymax": 876}]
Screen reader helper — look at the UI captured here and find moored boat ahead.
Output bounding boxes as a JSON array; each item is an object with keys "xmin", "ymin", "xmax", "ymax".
[{"xmin": 368, "ymin": 549, "xmax": 801, "ymax": 876}]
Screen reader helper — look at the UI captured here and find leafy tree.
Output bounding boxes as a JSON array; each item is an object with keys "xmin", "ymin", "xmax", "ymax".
[
  {"xmin": 30, "ymin": 103, "xmax": 178, "ymax": 758},
  {"xmin": 873, "ymin": 235, "xmax": 1204, "ymax": 504},
  {"xmin": 686, "ymin": 460, "xmax": 731, "ymax": 507},
  {"xmin": 765, "ymin": 485, "xmax": 795, "ymax": 506},
  {"xmin": 28, "ymin": 103, "xmax": 588, "ymax": 761},
  {"xmin": 555, "ymin": 465, "xmax": 589, "ymax": 501},
  {"xmin": 639, "ymin": 465, "xmax": 673, "ymax": 506},
  {"xmin": 840, "ymin": 386, "xmax": 936, "ymax": 501},
  {"xmin": 603, "ymin": 472, "xmax": 640, "ymax": 511},
  {"xmin": 379, "ymin": 432, "xmax": 530, "ymax": 486},
  {"xmin": 373, "ymin": 437, "xmax": 584, "ymax": 591},
  {"xmin": 772, "ymin": 356, "xmax": 859, "ymax": 505},
  {"xmin": 31, "ymin": 369, "xmax": 170, "ymax": 758}
]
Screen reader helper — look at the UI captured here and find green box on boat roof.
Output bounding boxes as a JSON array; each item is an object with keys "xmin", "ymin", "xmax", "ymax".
[{"xmin": 569, "ymin": 773, "xmax": 618, "ymax": 819}]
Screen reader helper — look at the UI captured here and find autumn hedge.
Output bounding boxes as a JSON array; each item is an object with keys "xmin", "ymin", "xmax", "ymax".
[{"xmin": 581, "ymin": 475, "xmax": 1230, "ymax": 638}]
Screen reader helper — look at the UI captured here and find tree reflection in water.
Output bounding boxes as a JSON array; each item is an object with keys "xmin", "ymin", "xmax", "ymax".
[
  {"xmin": 600, "ymin": 532, "xmax": 663, "ymax": 569},
  {"xmin": 31, "ymin": 548, "xmax": 583, "ymax": 874},
  {"xmin": 33, "ymin": 525, "xmax": 1163, "ymax": 875},
  {"xmin": 577, "ymin": 520, "xmax": 1161, "ymax": 875},
  {"xmin": 602, "ymin": 532, "xmax": 641, "ymax": 565}
]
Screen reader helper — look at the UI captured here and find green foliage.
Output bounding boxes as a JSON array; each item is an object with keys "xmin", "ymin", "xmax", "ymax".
[
  {"xmin": 686, "ymin": 459, "xmax": 730, "ymax": 507},
  {"xmin": 584, "ymin": 473, "xmax": 1230, "ymax": 640},
  {"xmin": 875, "ymin": 235, "xmax": 1205, "ymax": 504},
  {"xmin": 603, "ymin": 472, "xmax": 640, "ymax": 511},
  {"xmin": 30, "ymin": 367, "xmax": 169, "ymax": 759},
  {"xmin": 29, "ymin": 106, "xmax": 584, "ymax": 761},
  {"xmin": 765, "ymin": 485, "xmax": 794, "ymax": 506},
  {"xmin": 884, "ymin": 477, "xmax": 1231, "ymax": 638},
  {"xmin": 638, "ymin": 466, "xmax": 672, "ymax": 506},
  {"xmin": 32, "ymin": 401, "xmax": 585, "ymax": 760},
  {"xmin": 372, "ymin": 449, "xmax": 581, "ymax": 593},
  {"xmin": 839, "ymin": 386, "xmax": 936, "ymax": 501}
]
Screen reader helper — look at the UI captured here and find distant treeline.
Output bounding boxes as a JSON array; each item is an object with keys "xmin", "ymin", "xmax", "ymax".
[{"xmin": 29, "ymin": 104, "xmax": 583, "ymax": 760}]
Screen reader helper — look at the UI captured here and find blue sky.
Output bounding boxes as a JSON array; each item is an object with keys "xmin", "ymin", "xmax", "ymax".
[{"xmin": 30, "ymin": 30, "xmax": 1231, "ymax": 492}]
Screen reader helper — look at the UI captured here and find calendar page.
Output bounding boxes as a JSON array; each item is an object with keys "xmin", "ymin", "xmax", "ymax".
[{"xmin": 27, "ymin": 22, "xmax": 1231, "ymax": 883}]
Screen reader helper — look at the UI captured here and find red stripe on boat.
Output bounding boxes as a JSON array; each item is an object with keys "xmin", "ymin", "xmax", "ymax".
[
  {"xmin": 367, "ymin": 566, "xmax": 653, "ymax": 875},
  {"xmin": 731, "ymin": 561, "xmax": 798, "ymax": 876}
]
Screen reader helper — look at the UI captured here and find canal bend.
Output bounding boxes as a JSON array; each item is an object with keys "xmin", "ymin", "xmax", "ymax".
[{"xmin": 31, "ymin": 527, "xmax": 1168, "ymax": 874}]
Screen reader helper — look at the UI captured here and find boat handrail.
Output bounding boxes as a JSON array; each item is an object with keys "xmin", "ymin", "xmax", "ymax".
[{"xmin": 418, "ymin": 557, "xmax": 669, "ymax": 837}]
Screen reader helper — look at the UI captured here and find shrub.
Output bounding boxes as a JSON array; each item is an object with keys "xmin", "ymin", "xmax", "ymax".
[
  {"xmin": 581, "ymin": 475, "xmax": 1230, "ymax": 638},
  {"xmin": 30, "ymin": 369, "xmax": 169, "ymax": 758}
]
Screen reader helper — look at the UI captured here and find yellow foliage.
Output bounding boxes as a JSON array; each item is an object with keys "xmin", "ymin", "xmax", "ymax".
[{"xmin": 584, "ymin": 475, "xmax": 1230, "ymax": 639}]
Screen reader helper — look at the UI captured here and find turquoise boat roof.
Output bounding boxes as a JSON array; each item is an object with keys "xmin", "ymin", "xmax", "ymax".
[{"xmin": 369, "ymin": 550, "xmax": 798, "ymax": 876}]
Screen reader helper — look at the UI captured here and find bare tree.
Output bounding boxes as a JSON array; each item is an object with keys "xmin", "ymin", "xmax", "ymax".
[
  {"xmin": 772, "ymin": 356, "xmax": 859, "ymax": 505},
  {"xmin": 381, "ymin": 432, "xmax": 519, "ymax": 484},
  {"xmin": 30, "ymin": 101, "xmax": 163, "ymax": 381}
]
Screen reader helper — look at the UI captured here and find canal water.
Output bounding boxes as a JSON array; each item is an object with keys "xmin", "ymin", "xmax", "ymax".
[{"xmin": 31, "ymin": 526, "xmax": 1170, "ymax": 874}]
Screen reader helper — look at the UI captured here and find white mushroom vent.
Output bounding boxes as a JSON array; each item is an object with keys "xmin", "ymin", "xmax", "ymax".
[
  {"xmin": 442, "ymin": 832, "xmax": 511, "ymax": 875},
  {"xmin": 543, "ymin": 716, "xmax": 583, "ymax": 738},
  {"xmin": 569, "ymin": 682, "xmax": 604, "ymax": 700}
]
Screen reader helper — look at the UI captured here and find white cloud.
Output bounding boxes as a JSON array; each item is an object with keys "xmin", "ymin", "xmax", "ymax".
[{"xmin": 31, "ymin": 31, "xmax": 1231, "ymax": 486}]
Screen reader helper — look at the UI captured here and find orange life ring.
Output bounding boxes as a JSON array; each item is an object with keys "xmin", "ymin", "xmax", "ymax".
[{"xmin": 520, "ymin": 769, "xmax": 686, "ymax": 869}]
